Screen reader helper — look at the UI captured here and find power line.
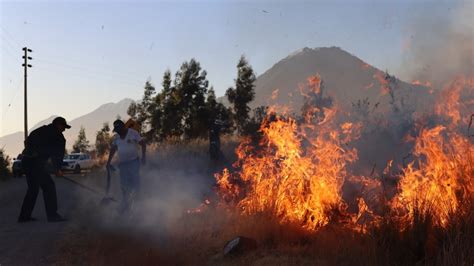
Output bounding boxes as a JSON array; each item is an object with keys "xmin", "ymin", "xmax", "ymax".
[
  {"xmin": 0, "ymin": 34, "xmax": 20, "ymax": 57},
  {"xmin": 1, "ymin": 52, "xmax": 22, "ymax": 81},
  {"xmin": 34, "ymin": 56, "xmax": 146, "ymax": 80},
  {"xmin": 2, "ymin": 73, "xmax": 23, "ymax": 120},
  {"xmin": 0, "ymin": 40, "xmax": 19, "ymax": 59},
  {"xmin": 1, "ymin": 44, "xmax": 23, "ymax": 80},
  {"xmin": 0, "ymin": 30, "xmax": 23, "ymax": 80},
  {"xmin": 0, "ymin": 25, "xmax": 22, "ymax": 48},
  {"xmin": 33, "ymin": 65, "xmax": 144, "ymax": 87},
  {"xmin": 1, "ymin": 49, "xmax": 18, "ymax": 62},
  {"xmin": 34, "ymin": 58, "xmax": 142, "ymax": 82}
]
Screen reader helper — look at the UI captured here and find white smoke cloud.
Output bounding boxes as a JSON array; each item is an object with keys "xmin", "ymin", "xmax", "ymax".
[
  {"xmin": 399, "ymin": 0, "xmax": 473, "ymax": 88},
  {"xmin": 71, "ymin": 141, "xmax": 231, "ymax": 240}
]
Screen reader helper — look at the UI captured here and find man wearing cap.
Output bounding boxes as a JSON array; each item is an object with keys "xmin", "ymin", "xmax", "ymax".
[
  {"xmin": 106, "ymin": 119, "xmax": 146, "ymax": 213},
  {"xmin": 18, "ymin": 116, "xmax": 71, "ymax": 223}
]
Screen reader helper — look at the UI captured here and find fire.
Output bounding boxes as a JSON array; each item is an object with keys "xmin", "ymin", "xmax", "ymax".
[
  {"xmin": 435, "ymin": 76, "xmax": 474, "ymax": 127},
  {"xmin": 216, "ymin": 113, "xmax": 359, "ymax": 230},
  {"xmin": 392, "ymin": 126, "xmax": 473, "ymax": 227},
  {"xmin": 209, "ymin": 74, "xmax": 473, "ymax": 233},
  {"xmin": 299, "ymin": 75, "xmax": 322, "ymax": 98},
  {"xmin": 307, "ymin": 76, "xmax": 322, "ymax": 94},
  {"xmin": 412, "ymin": 80, "xmax": 434, "ymax": 94},
  {"xmin": 215, "ymin": 75, "xmax": 362, "ymax": 231},
  {"xmin": 411, "ymin": 80, "xmax": 432, "ymax": 87},
  {"xmin": 389, "ymin": 76, "xmax": 474, "ymax": 228},
  {"xmin": 186, "ymin": 199, "xmax": 211, "ymax": 214}
]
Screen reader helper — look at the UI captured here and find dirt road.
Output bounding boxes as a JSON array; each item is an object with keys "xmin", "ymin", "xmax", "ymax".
[{"xmin": 0, "ymin": 173, "xmax": 104, "ymax": 265}]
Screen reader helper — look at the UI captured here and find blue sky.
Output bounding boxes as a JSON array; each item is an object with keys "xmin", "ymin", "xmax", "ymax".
[{"xmin": 0, "ymin": 0, "xmax": 459, "ymax": 136}]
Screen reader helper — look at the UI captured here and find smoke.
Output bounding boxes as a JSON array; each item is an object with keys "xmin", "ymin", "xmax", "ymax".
[
  {"xmin": 400, "ymin": 0, "xmax": 473, "ymax": 88},
  {"xmin": 72, "ymin": 140, "xmax": 234, "ymax": 242}
]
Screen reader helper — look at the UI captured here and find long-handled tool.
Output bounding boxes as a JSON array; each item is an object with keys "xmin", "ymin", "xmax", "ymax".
[
  {"xmin": 100, "ymin": 165, "xmax": 117, "ymax": 205},
  {"xmin": 59, "ymin": 167, "xmax": 118, "ymax": 204},
  {"xmin": 61, "ymin": 174, "xmax": 103, "ymax": 195}
]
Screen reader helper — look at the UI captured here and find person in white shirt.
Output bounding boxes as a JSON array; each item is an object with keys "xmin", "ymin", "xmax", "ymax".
[{"xmin": 106, "ymin": 119, "xmax": 146, "ymax": 213}]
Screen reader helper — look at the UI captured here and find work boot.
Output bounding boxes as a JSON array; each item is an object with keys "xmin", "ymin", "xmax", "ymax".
[
  {"xmin": 47, "ymin": 214, "xmax": 68, "ymax": 223},
  {"xmin": 17, "ymin": 216, "xmax": 38, "ymax": 223}
]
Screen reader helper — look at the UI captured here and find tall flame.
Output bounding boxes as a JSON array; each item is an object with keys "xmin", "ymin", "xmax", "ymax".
[
  {"xmin": 392, "ymin": 126, "xmax": 473, "ymax": 227},
  {"xmin": 216, "ymin": 114, "xmax": 360, "ymax": 230},
  {"xmin": 216, "ymin": 75, "xmax": 363, "ymax": 231},
  {"xmin": 435, "ymin": 77, "xmax": 474, "ymax": 128},
  {"xmin": 211, "ymin": 74, "xmax": 473, "ymax": 232}
]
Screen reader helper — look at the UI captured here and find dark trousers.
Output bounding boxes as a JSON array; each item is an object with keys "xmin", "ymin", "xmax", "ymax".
[{"xmin": 19, "ymin": 160, "xmax": 58, "ymax": 218}]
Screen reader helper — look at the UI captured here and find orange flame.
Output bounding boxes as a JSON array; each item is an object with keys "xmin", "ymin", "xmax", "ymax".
[
  {"xmin": 392, "ymin": 126, "xmax": 473, "ymax": 227},
  {"xmin": 216, "ymin": 74, "xmax": 362, "ymax": 231},
  {"xmin": 435, "ymin": 77, "xmax": 474, "ymax": 128},
  {"xmin": 307, "ymin": 75, "xmax": 322, "ymax": 94},
  {"xmin": 411, "ymin": 80, "xmax": 432, "ymax": 87},
  {"xmin": 209, "ymin": 74, "xmax": 473, "ymax": 233}
]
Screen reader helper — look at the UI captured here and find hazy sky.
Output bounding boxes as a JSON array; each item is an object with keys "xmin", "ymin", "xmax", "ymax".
[{"xmin": 0, "ymin": 0, "xmax": 460, "ymax": 137}]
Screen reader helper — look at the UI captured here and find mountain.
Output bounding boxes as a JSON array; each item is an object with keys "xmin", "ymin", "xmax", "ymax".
[
  {"xmin": 251, "ymin": 47, "xmax": 433, "ymax": 114},
  {"xmin": 0, "ymin": 98, "xmax": 133, "ymax": 158}
]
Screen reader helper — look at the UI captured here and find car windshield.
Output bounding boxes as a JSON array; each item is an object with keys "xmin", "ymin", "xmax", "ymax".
[{"xmin": 65, "ymin": 155, "xmax": 81, "ymax": 160}]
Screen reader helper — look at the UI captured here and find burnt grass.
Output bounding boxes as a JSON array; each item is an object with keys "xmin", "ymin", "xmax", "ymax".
[
  {"xmin": 55, "ymin": 204, "xmax": 474, "ymax": 266},
  {"xmin": 55, "ymin": 139, "xmax": 474, "ymax": 266}
]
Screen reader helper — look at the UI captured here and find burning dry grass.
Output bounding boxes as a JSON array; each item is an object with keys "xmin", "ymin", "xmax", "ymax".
[
  {"xmin": 56, "ymin": 198, "xmax": 474, "ymax": 265},
  {"xmin": 56, "ymin": 134, "xmax": 473, "ymax": 265},
  {"xmin": 391, "ymin": 125, "xmax": 473, "ymax": 228},
  {"xmin": 56, "ymin": 75, "xmax": 473, "ymax": 265}
]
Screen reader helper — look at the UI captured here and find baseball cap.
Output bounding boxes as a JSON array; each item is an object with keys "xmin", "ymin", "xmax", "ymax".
[
  {"xmin": 52, "ymin": 117, "xmax": 71, "ymax": 129},
  {"xmin": 113, "ymin": 119, "xmax": 125, "ymax": 132}
]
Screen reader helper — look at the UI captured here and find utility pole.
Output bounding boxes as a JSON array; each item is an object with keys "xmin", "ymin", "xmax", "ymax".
[{"xmin": 22, "ymin": 47, "xmax": 32, "ymax": 143}]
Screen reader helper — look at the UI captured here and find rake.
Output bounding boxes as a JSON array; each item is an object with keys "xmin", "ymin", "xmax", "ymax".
[{"xmin": 100, "ymin": 165, "xmax": 118, "ymax": 205}]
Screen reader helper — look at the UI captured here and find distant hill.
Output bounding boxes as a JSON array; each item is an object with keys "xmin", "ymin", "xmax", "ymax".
[
  {"xmin": 251, "ymin": 47, "xmax": 434, "ymax": 114},
  {"xmin": 0, "ymin": 98, "xmax": 133, "ymax": 158}
]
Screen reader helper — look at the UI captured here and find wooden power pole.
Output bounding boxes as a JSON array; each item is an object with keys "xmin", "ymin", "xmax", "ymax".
[{"xmin": 22, "ymin": 47, "xmax": 32, "ymax": 143}]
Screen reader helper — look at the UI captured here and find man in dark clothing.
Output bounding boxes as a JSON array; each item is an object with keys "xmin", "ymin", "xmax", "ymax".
[
  {"xmin": 18, "ymin": 117, "xmax": 71, "ymax": 223},
  {"xmin": 209, "ymin": 119, "xmax": 222, "ymax": 161}
]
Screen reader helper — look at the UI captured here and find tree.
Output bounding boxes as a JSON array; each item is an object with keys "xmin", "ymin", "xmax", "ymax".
[
  {"xmin": 206, "ymin": 87, "xmax": 218, "ymax": 117},
  {"xmin": 226, "ymin": 55, "xmax": 256, "ymax": 135},
  {"xmin": 0, "ymin": 148, "xmax": 11, "ymax": 180},
  {"xmin": 127, "ymin": 101, "xmax": 139, "ymax": 119},
  {"xmin": 159, "ymin": 69, "xmax": 183, "ymax": 138},
  {"xmin": 95, "ymin": 122, "xmax": 111, "ymax": 157},
  {"xmin": 137, "ymin": 81, "xmax": 156, "ymax": 132},
  {"xmin": 150, "ymin": 70, "xmax": 171, "ymax": 140},
  {"xmin": 139, "ymin": 60, "xmax": 222, "ymax": 141},
  {"xmin": 72, "ymin": 126, "xmax": 90, "ymax": 153},
  {"xmin": 174, "ymin": 59, "xmax": 210, "ymax": 139},
  {"xmin": 207, "ymin": 87, "xmax": 234, "ymax": 133}
]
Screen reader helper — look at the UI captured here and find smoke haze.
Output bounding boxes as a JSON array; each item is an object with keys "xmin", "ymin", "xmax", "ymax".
[{"xmin": 399, "ymin": 0, "xmax": 473, "ymax": 88}]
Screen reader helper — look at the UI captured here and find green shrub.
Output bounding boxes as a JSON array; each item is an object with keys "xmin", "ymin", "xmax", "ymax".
[{"xmin": 0, "ymin": 148, "xmax": 11, "ymax": 180}]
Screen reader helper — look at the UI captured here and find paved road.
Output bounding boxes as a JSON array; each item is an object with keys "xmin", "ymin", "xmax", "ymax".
[{"xmin": 0, "ymin": 173, "xmax": 105, "ymax": 265}]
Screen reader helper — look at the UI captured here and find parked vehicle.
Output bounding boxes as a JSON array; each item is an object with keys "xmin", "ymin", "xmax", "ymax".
[
  {"xmin": 62, "ymin": 153, "xmax": 93, "ymax": 174},
  {"xmin": 12, "ymin": 154, "xmax": 24, "ymax": 177}
]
